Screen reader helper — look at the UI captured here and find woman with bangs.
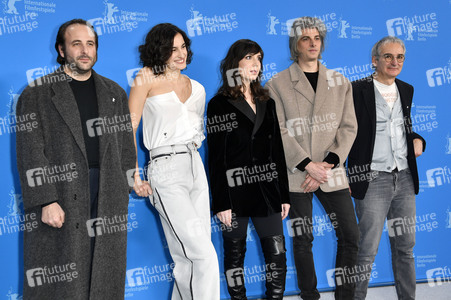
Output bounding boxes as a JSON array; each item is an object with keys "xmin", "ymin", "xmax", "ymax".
[
  {"xmin": 207, "ymin": 39, "xmax": 290, "ymax": 300},
  {"xmin": 128, "ymin": 23, "xmax": 220, "ymax": 299}
]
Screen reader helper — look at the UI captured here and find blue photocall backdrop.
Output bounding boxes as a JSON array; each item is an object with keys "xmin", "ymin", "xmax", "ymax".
[{"xmin": 1, "ymin": 0, "xmax": 450, "ymax": 299}]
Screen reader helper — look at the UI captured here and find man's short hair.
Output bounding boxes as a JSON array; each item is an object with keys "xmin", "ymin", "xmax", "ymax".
[
  {"xmin": 55, "ymin": 19, "xmax": 99, "ymax": 65},
  {"xmin": 289, "ymin": 16, "xmax": 327, "ymax": 61},
  {"xmin": 371, "ymin": 36, "xmax": 406, "ymax": 58}
]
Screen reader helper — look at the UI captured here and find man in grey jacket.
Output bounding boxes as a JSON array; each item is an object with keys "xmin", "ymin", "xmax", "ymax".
[{"xmin": 16, "ymin": 19, "xmax": 135, "ymax": 299}]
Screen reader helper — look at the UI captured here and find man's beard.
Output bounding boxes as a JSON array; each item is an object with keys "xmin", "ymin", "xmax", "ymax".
[{"xmin": 64, "ymin": 51, "xmax": 97, "ymax": 76}]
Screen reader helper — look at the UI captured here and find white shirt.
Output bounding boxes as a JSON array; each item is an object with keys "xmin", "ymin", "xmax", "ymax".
[
  {"xmin": 142, "ymin": 78, "xmax": 206, "ymax": 150},
  {"xmin": 373, "ymin": 79, "xmax": 398, "ymax": 110}
]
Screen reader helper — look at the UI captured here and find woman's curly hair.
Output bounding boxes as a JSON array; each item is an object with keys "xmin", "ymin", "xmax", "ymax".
[{"xmin": 139, "ymin": 23, "xmax": 193, "ymax": 76}]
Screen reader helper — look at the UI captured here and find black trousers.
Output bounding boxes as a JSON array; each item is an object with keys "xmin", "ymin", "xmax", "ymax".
[
  {"xmin": 289, "ymin": 188, "xmax": 359, "ymax": 300},
  {"xmin": 222, "ymin": 212, "xmax": 283, "ymax": 239}
]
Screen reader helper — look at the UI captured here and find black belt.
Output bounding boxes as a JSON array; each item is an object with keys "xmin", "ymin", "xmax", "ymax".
[{"xmin": 151, "ymin": 151, "xmax": 188, "ymax": 160}]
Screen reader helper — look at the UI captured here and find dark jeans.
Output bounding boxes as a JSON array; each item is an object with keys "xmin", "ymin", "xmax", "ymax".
[
  {"xmin": 289, "ymin": 188, "xmax": 359, "ymax": 300},
  {"xmin": 222, "ymin": 213, "xmax": 284, "ymax": 239}
]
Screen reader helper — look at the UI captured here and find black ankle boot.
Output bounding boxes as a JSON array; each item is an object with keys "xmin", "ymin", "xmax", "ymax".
[
  {"xmin": 223, "ymin": 236, "xmax": 248, "ymax": 300},
  {"xmin": 260, "ymin": 235, "xmax": 287, "ymax": 300}
]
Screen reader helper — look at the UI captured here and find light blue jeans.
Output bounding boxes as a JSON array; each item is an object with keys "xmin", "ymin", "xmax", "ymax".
[{"xmin": 354, "ymin": 169, "xmax": 416, "ymax": 300}]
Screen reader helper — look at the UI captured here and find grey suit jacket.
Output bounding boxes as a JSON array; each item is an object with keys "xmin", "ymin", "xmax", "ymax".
[{"xmin": 266, "ymin": 62, "xmax": 357, "ymax": 192}]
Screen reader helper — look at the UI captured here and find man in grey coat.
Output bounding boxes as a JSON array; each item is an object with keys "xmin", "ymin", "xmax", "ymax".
[{"xmin": 16, "ymin": 19, "xmax": 135, "ymax": 299}]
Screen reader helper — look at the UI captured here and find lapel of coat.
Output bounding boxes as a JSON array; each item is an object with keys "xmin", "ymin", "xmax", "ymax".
[
  {"xmin": 312, "ymin": 63, "xmax": 329, "ymax": 115},
  {"xmin": 289, "ymin": 63, "xmax": 315, "ymax": 105},
  {"xmin": 363, "ymin": 75, "xmax": 377, "ymax": 132},
  {"xmin": 395, "ymin": 78, "xmax": 411, "ymax": 118},
  {"xmin": 93, "ymin": 70, "xmax": 116, "ymax": 166},
  {"xmin": 227, "ymin": 98, "xmax": 255, "ymax": 124},
  {"xmin": 51, "ymin": 71, "xmax": 87, "ymax": 162},
  {"xmin": 252, "ymin": 99, "xmax": 267, "ymax": 136}
]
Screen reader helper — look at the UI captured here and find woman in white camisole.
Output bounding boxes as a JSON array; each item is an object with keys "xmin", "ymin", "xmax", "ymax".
[{"xmin": 128, "ymin": 23, "xmax": 219, "ymax": 300}]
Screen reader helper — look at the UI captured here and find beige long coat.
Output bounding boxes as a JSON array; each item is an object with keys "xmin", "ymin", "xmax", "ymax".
[{"xmin": 266, "ymin": 62, "xmax": 357, "ymax": 193}]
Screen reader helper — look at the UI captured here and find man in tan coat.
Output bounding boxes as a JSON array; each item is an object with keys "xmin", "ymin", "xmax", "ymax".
[{"xmin": 266, "ymin": 17, "xmax": 359, "ymax": 300}]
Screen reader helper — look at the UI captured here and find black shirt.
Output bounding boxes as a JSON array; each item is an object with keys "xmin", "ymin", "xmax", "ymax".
[
  {"xmin": 69, "ymin": 75, "xmax": 100, "ymax": 168},
  {"xmin": 304, "ymin": 71, "xmax": 319, "ymax": 92}
]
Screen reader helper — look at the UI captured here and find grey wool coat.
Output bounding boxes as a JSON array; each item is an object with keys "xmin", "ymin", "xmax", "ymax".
[{"xmin": 16, "ymin": 69, "xmax": 136, "ymax": 300}]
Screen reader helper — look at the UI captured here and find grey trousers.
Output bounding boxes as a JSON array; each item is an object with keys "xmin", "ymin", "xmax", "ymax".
[{"xmin": 354, "ymin": 169, "xmax": 416, "ymax": 300}]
